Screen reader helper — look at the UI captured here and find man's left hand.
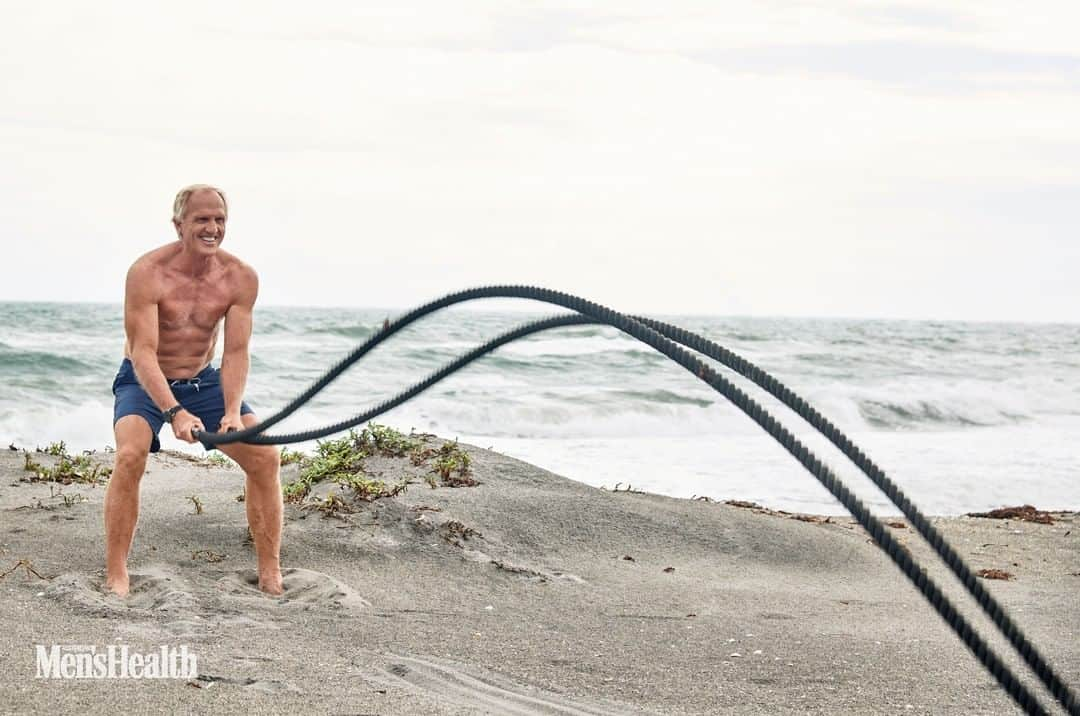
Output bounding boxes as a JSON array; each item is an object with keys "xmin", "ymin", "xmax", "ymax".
[{"xmin": 218, "ymin": 413, "xmax": 246, "ymax": 433}]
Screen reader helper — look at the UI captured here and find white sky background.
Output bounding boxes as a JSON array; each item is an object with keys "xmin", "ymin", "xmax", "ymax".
[{"xmin": 1, "ymin": 1, "xmax": 1078, "ymax": 321}]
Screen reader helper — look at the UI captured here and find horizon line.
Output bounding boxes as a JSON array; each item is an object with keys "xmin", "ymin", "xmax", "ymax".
[{"xmin": 1, "ymin": 296, "xmax": 1077, "ymax": 327}]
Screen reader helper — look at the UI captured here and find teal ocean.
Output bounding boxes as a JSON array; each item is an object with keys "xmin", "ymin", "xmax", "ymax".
[{"xmin": 2, "ymin": 301, "xmax": 1078, "ymax": 515}]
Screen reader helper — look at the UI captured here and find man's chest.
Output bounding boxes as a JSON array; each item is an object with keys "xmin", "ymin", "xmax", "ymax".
[{"xmin": 157, "ymin": 282, "xmax": 232, "ymax": 332}]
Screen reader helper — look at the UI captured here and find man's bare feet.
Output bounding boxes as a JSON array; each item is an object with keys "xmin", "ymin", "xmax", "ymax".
[
  {"xmin": 104, "ymin": 572, "xmax": 130, "ymax": 598},
  {"xmin": 259, "ymin": 569, "xmax": 284, "ymax": 596}
]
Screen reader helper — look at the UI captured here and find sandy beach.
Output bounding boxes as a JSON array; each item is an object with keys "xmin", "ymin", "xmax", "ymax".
[{"xmin": 1, "ymin": 440, "xmax": 1077, "ymax": 714}]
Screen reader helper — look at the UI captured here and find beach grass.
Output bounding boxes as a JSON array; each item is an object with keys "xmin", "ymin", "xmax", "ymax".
[
  {"xmin": 20, "ymin": 443, "xmax": 112, "ymax": 486},
  {"xmin": 281, "ymin": 424, "xmax": 477, "ymax": 504}
]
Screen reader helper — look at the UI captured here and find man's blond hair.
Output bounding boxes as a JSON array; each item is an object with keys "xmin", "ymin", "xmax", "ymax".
[{"xmin": 172, "ymin": 184, "xmax": 228, "ymax": 222}]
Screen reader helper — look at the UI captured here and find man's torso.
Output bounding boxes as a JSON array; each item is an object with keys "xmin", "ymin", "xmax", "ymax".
[{"xmin": 124, "ymin": 243, "xmax": 246, "ymax": 379}]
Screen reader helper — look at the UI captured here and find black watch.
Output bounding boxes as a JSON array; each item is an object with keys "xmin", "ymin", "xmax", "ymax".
[{"xmin": 162, "ymin": 405, "xmax": 184, "ymax": 423}]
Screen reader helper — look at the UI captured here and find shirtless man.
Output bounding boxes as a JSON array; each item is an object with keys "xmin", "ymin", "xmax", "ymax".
[{"xmin": 104, "ymin": 184, "xmax": 283, "ymax": 597}]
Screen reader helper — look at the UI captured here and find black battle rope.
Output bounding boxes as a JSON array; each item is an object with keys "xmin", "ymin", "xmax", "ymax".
[
  {"xmin": 193, "ymin": 286, "xmax": 1073, "ymax": 714},
  {"xmin": 629, "ymin": 316, "xmax": 1079, "ymax": 716}
]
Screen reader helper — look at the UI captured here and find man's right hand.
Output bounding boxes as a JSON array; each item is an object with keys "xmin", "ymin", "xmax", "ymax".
[{"xmin": 171, "ymin": 409, "xmax": 204, "ymax": 443}]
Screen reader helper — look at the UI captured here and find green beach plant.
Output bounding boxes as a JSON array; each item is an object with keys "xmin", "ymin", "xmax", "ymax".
[
  {"xmin": 50, "ymin": 485, "xmax": 87, "ymax": 508},
  {"xmin": 40, "ymin": 441, "xmax": 67, "ymax": 456},
  {"xmin": 356, "ymin": 423, "xmax": 418, "ymax": 457},
  {"xmin": 203, "ymin": 453, "xmax": 233, "ymax": 468},
  {"xmin": 22, "ymin": 447, "xmax": 112, "ymax": 485},
  {"xmin": 300, "ymin": 491, "xmax": 356, "ymax": 519},
  {"xmin": 280, "ymin": 424, "xmax": 476, "ymax": 505},
  {"xmin": 279, "ymin": 446, "xmax": 305, "ymax": 466},
  {"xmin": 432, "ymin": 440, "xmax": 476, "ymax": 487}
]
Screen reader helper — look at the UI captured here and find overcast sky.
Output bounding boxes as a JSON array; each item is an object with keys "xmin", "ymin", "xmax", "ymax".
[{"xmin": 2, "ymin": 1, "xmax": 1077, "ymax": 321}]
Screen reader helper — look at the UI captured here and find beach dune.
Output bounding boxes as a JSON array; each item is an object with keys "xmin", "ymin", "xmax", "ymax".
[{"xmin": 0, "ymin": 443, "xmax": 1077, "ymax": 714}]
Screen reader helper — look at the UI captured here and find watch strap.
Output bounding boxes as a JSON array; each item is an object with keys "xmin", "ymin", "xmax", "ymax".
[{"xmin": 162, "ymin": 404, "xmax": 183, "ymax": 423}]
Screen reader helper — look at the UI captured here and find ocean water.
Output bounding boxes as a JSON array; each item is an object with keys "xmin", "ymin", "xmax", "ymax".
[{"xmin": 2, "ymin": 301, "xmax": 1078, "ymax": 516}]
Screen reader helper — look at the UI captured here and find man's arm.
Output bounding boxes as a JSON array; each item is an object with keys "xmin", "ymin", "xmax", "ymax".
[
  {"xmin": 218, "ymin": 264, "xmax": 259, "ymax": 431},
  {"xmin": 125, "ymin": 262, "xmax": 176, "ymax": 414},
  {"xmin": 125, "ymin": 261, "xmax": 202, "ymax": 443}
]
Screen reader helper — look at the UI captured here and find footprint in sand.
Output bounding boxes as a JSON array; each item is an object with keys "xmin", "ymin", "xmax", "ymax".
[
  {"xmin": 44, "ymin": 566, "xmax": 197, "ymax": 617},
  {"xmin": 215, "ymin": 567, "xmax": 370, "ymax": 610}
]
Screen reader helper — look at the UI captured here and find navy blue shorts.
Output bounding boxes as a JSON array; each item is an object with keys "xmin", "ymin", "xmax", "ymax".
[{"xmin": 112, "ymin": 358, "xmax": 253, "ymax": 453}]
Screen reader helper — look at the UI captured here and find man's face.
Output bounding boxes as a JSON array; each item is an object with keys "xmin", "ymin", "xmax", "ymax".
[{"xmin": 174, "ymin": 190, "xmax": 227, "ymax": 254}]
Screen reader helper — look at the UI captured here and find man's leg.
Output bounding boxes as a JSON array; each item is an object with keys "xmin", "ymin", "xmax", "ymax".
[
  {"xmin": 217, "ymin": 413, "xmax": 284, "ymax": 595},
  {"xmin": 104, "ymin": 415, "xmax": 153, "ymax": 597}
]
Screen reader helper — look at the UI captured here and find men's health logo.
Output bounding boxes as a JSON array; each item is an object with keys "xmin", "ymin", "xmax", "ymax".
[{"xmin": 35, "ymin": 644, "xmax": 197, "ymax": 679}]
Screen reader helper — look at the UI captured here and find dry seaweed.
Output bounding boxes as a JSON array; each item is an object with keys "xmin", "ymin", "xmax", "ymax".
[
  {"xmin": 0, "ymin": 559, "xmax": 49, "ymax": 581},
  {"xmin": 976, "ymin": 568, "xmax": 1013, "ymax": 581},
  {"xmin": 967, "ymin": 505, "xmax": 1054, "ymax": 525}
]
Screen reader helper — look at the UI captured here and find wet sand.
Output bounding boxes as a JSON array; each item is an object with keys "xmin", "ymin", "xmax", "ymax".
[{"xmin": 1, "ymin": 444, "xmax": 1077, "ymax": 714}]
